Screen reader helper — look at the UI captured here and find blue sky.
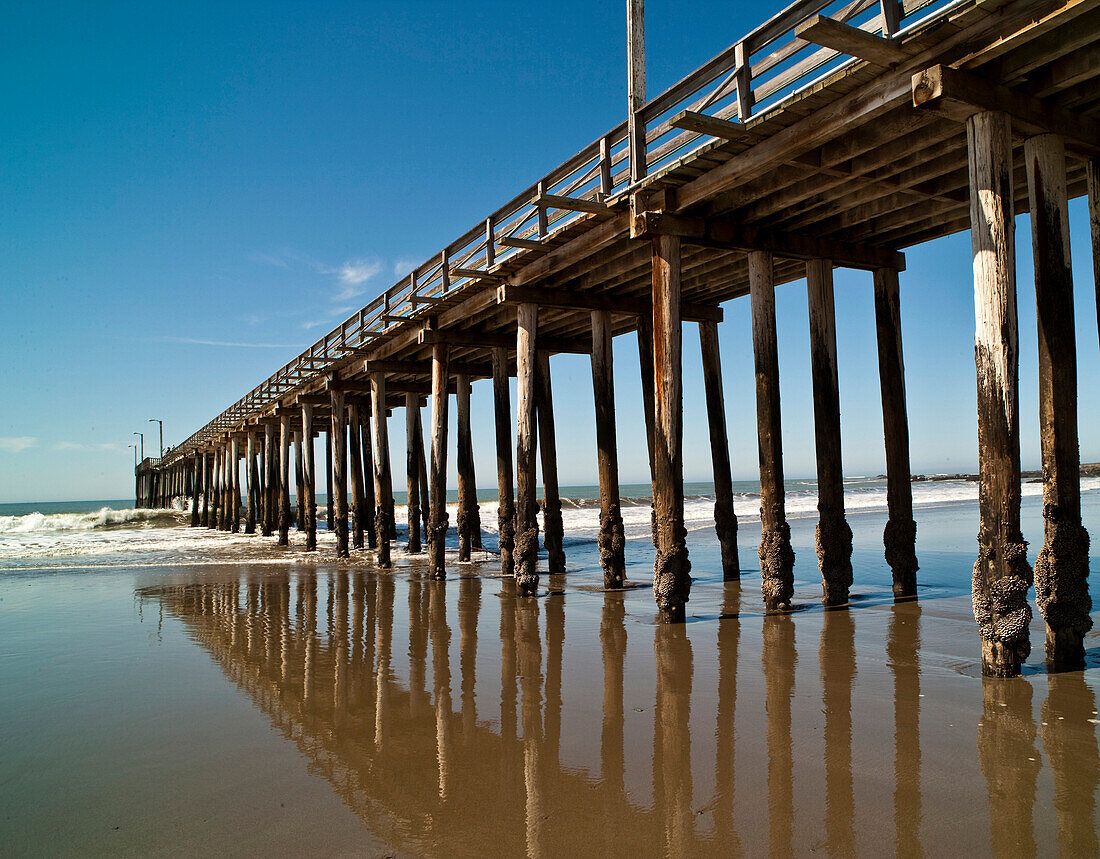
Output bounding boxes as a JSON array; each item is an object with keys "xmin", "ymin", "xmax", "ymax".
[{"xmin": 1, "ymin": 1, "xmax": 1097, "ymax": 503}]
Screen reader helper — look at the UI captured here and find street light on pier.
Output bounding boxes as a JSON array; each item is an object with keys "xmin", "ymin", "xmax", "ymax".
[
  {"xmin": 148, "ymin": 419, "xmax": 163, "ymax": 458},
  {"xmin": 128, "ymin": 443, "xmax": 138, "ymax": 468},
  {"xmin": 133, "ymin": 431, "xmax": 143, "ymax": 460}
]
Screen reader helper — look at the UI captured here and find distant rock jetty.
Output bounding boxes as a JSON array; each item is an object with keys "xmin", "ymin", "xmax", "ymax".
[{"xmin": 894, "ymin": 463, "xmax": 1100, "ymax": 483}]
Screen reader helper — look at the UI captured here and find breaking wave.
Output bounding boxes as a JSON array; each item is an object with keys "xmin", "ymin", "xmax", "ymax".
[{"xmin": 0, "ymin": 507, "xmax": 185, "ymax": 534}]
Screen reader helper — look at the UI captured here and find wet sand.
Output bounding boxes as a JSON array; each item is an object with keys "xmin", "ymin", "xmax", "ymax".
[{"xmin": 2, "ymin": 495, "xmax": 1099, "ymax": 856}]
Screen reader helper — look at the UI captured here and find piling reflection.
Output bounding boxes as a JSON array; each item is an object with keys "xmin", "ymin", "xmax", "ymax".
[{"xmin": 140, "ymin": 571, "xmax": 1100, "ymax": 854}]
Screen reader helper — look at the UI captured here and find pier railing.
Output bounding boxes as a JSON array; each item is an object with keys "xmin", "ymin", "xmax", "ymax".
[{"xmin": 164, "ymin": 0, "xmax": 961, "ymax": 463}]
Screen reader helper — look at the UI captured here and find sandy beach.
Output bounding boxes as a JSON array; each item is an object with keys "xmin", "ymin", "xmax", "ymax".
[{"xmin": 2, "ymin": 486, "xmax": 1098, "ymax": 855}]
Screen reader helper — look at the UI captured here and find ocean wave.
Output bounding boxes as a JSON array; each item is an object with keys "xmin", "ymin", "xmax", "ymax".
[{"xmin": 0, "ymin": 507, "xmax": 184, "ymax": 534}]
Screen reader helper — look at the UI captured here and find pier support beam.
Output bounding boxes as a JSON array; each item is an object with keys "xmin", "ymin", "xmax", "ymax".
[
  {"xmin": 348, "ymin": 402, "xmax": 366, "ymax": 550},
  {"xmin": 429, "ymin": 344, "xmax": 451, "ymax": 579},
  {"xmin": 372, "ymin": 372, "xmax": 394, "ymax": 568},
  {"xmin": 201, "ymin": 451, "xmax": 210, "ymax": 527},
  {"xmin": 637, "ymin": 316, "xmax": 659, "ymax": 547},
  {"xmin": 750, "ymin": 249, "xmax": 795, "ymax": 612},
  {"xmin": 230, "ymin": 437, "xmax": 241, "ymax": 533},
  {"xmin": 874, "ymin": 268, "xmax": 918, "ymax": 597},
  {"xmin": 806, "ymin": 258, "xmax": 852, "ymax": 606},
  {"xmin": 245, "ymin": 433, "xmax": 256, "ymax": 534},
  {"xmin": 456, "ymin": 374, "xmax": 481, "ymax": 561},
  {"xmin": 360, "ymin": 400, "xmax": 377, "ymax": 548},
  {"xmin": 1089, "ymin": 159, "xmax": 1099, "ymax": 357},
  {"xmin": 190, "ymin": 454, "xmax": 201, "ymax": 527},
  {"xmin": 537, "ymin": 352, "xmax": 566, "ymax": 576},
  {"xmin": 651, "ymin": 234, "xmax": 690, "ymax": 621},
  {"xmin": 263, "ymin": 422, "xmax": 275, "ymax": 537},
  {"xmin": 325, "ymin": 434, "xmax": 334, "ymax": 533},
  {"xmin": 213, "ymin": 446, "xmax": 223, "ymax": 530},
  {"xmin": 302, "ymin": 404, "xmax": 317, "ymax": 551},
  {"xmin": 1026, "ymin": 132, "xmax": 1092, "ymax": 669},
  {"xmin": 331, "ymin": 386, "xmax": 349, "ymax": 558},
  {"xmin": 405, "ymin": 392, "xmax": 423, "ymax": 553},
  {"xmin": 591, "ymin": 309, "xmax": 626, "ymax": 588},
  {"xmin": 699, "ymin": 319, "xmax": 739, "ymax": 580},
  {"xmin": 294, "ymin": 432, "xmax": 305, "ymax": 532},
  {"xmin": 515, "ymin": 304, "xmax": 540, "ymax": 595},
  {"xmin": 278, "ymin": 415, "xmax": 291, "ymax": 545},
  {"xmin": 967, "ymin": 110, "xmax": 1032, "ymax": 677},
  {"xmin": 492, "ymin": 347, "xmax": 516, "ymax": 578}
]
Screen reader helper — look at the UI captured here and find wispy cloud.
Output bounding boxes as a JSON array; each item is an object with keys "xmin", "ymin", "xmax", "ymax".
[
  {"xmin": 0, "ymin": 436, "xmax": 37, "ymax": 453},
  {"xmin": 55, "ymin": 441, "xmax": 125, "ymax": 452},
  {"xmin": 156, "ymin": 336, "xmax": 304, "ymax": 349},
  {"xmin": 322, "ymin": 258, "xmax": 382, "ymax": 301},
  {"xmin": 247, "ymin": 250, "xmax": 291, "ymax": 268},
  {"xmin": 394, "ymin": 258, "xmax": 419, "ymax": 278}
]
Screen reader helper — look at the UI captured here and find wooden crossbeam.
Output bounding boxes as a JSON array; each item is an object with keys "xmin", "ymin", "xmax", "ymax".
[
  {"xmin": 496, "ymin": 284, "xmax": 724, "ymax": 323},
  {"xmin": 631, "ymin": 210, "xmax": 905, "ymax": 272},
  {"xmin": 418, "ymin": 328, "xmax": 592, "ymax": 354},
  {"xmin": 450, "ymin": 267, "xmax": 505, "ymax": 282},
  {"xmin": 534, "ymin": 193, "xmax": 609, "ymax": 215},
  {"xmin": 794, "ymin": 15, "xmax": 909, "ymax": 67},
  {"xmin": 408, "ymin": 294, "xmax": 446, "ymax": 306},
  {"xmin": 381, "ymin": 313, "xmax": 414, "ymax": 324},
  {"xmin": 294, "ymin": 393, "xmax": 330, "ymax": 406},
  {"xmin": 911, "ymin": 65, "xmax": 1100, "ymax": 157},
  {"xmin": 365, "ymin": 358, "xmax": 497, "ymax": 378},
  {"xmin": 498, "ymin": 236, "xmax": 545, "ymax": 251},
  {"xmin": 671, "ymin": 110, "xmax": 749, "ymax": 141}
]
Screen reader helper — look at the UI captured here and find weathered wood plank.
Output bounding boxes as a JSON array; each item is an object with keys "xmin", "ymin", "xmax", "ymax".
[
  {"xmin": 795, "ymin": 14, "xmax": 910, "ymax": 67},
  {"xmin": 497, "ymin": 283, "xmax": 723, "ymax": 322}
]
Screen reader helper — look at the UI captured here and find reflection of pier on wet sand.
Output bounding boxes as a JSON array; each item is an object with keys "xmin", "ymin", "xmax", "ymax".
[{"xmin": 142, "ymin": 569, "xmax": 1099, "ymax": 855}]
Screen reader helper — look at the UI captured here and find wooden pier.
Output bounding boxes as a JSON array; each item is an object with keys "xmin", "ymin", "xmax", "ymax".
[{"xmin": 138, "ymin": 0, "xmax": 1100, "ymax": 677}]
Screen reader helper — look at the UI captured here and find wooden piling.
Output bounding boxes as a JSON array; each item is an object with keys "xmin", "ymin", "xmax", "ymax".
[
  {"xmin": 492, "ymin": 346, "xmax": 516, "ymax": 578},
  {"xmin": 244, "ymin": 433, "xmax": 256, "ymax": 534},
  {"xmin": 515, "ymin": 304, "xmax": 540, "ymax": 595},
  {"xmin": 330, "ymin": 386, "xmax": 349, "ymax": 558},
  {"xmin": 294, "ymin": 431, "xmax": 305, "ymax": 532},
  {"xmin": 806, "ymin": 258, "xmax": 852, "ymax": 606},
  {"xmin": 371, "ymin": 372, "xmax": 394, "ymax": 568},
  {"xmin": 416, "ymin": 403, "xmax": 430, "ymax": 550},
  {"xmin": 228, "ymin": 437, "xmax": 240, "ymax": 533},
  {"xmin": 636, "ymin": 316, "xmax": 659, "ymax": 547},
  {"xmin": 750, "ymin": 249, "xmax": 795, "ymax": 612},
  {"xmin": 456, "ymin": 373, "xmax": 480, "ymax": 561},
  {"xmin": 201, "ymin": 451, "xmax": 210, "ymax": 527},
  {"xmin": 873, "ymin": 268, "xmax": 918, "ymax": 597},
  {"xmin": 591, "ymin": 309, "xmax": 626, "ymax": 588},
  {"xmin": 698, "ymin": 319, "xmax": 739, "ymax": 580},
  {"xmin": 212, "ymin": 446, "xmax": 223, "ymax": 530},
  {"xmin": 1026, "ymin": 132, "xmax": 1092, "ymax": 669},
  {"xmin": 190, "ymin": 453, "xmax": 200, "ymax": 527},
  {"xmin": 536, "ymin": 352, "xmax": 566, "ymax": 576},
  {"xmin": 359, "ymin": 400, "xmax": 377, "ymax": 548},
  {"xmin": 301, "ymin": 404, "xmax": 317, "ymax": 551},
  {"xmin": 263, "ymin": 422, "xmax": 275, "ymax": 537},
  {"xmin": 405, "ymin": 392, "xmax": 422, "ymax": 553},
  {"xmin": 967, "ymin": 110, "xmax": 1032, "ymax": 678},
  {"xmin": 651, "ymin": 234, "xmax": 690, "ymax": 621},
  {"xmin": 429, "ymin": 344, "xmax": 450, "ymax": 579},
  {"xmin": 348, "ymin": 402, "xmax": 366, "ymax": 550},
  {"xmin": 248, "ymin": 434, "xmax": 261, "ymax": 535},
  {"xmin": 1089, "ymin": 159, "xmax": 1099, "ymax": 357},
  {"xmin": 278, "ymin": 414, "xmax": 291, "ymax": 546},
  {"xmin": 325, "ymin": 433, "xmax": 335, "ymax": 533}
]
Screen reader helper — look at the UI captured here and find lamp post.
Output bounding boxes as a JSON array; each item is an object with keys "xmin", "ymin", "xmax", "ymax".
[
  {"xmin": 148, "ymin": 419, "xmax": 163, "ymax": 458},
  {"xmin": 133, "ymin": 431, "xmax": 143, "ymax": 460},
  {"xmin": 129, "ymin": 443, "xmax": 138, "ymax": 468}
]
